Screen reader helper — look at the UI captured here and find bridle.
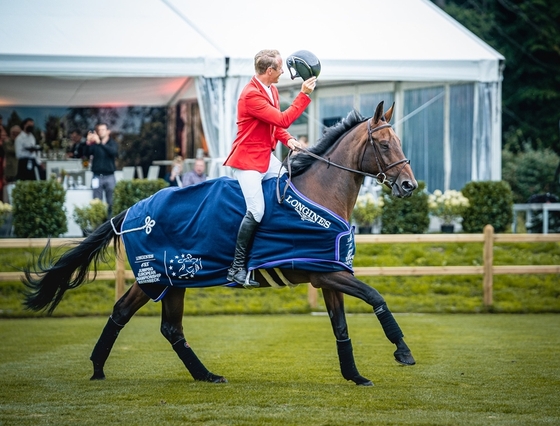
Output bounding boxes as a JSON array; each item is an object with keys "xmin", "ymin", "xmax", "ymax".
[{"xmin": 277, "ymin": 118, "xmax": 410, "ymax": 203}]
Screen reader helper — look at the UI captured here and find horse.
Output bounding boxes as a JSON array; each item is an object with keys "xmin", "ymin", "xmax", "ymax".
[{"xmin": 23, "ymin": 101, "xmax": 418, "ymax": 386}]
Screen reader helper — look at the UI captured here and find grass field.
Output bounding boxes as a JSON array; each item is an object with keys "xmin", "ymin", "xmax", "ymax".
[
  {"xmin": 1, "ymin": 314, "xmax": 559, "ymax": 425},
  {"xmin": 1, "ymin": 241, "xmax": 559, "ymax": 317}
]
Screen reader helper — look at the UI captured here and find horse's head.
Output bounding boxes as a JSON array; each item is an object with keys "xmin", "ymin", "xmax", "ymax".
[{"xmin": 362, "ymin": 102, "xmax": 417, "ymax": 197}]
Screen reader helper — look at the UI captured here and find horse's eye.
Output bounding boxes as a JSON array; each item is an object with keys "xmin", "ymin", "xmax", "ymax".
[{"xmin": 380, "ymin": 143, "xmax": 390, "ymax": 150}]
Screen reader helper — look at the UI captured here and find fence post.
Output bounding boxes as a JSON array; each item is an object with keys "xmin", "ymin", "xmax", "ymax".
[
  {"xmin": 115, "ymin": 238, "xmax": 125, "ymax": 301},
  {"xmin": 483, "ymin": 224, "xmax": 494, "ymax": 307}
]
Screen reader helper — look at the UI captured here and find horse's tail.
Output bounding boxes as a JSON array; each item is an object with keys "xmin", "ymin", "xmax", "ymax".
[{"xmin": 23, "ymin": 210, "xmax": 128, "ymax": 314}]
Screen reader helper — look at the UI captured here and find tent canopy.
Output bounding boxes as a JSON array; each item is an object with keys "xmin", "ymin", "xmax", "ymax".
[
  {"xmin": 0, "ymin": 0, "xmax": 504, "ymax": 107},
  {"xmin": 170, "ymin": 0, "xmax": 503, "ymax": 82}
]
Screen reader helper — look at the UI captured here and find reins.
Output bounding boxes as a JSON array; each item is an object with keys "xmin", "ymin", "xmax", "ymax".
[{"xmin": 276, "ymin": 120, "xmax": 410, "ymax": 203}]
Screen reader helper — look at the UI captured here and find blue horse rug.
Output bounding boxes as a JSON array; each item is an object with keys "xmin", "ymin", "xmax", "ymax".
[{"xmin": 119, "ymin": 174, "xmax": 355, "ymax": 300}]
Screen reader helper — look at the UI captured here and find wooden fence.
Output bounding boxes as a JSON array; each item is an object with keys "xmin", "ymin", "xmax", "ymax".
[{"xmin": 1, "ymin": 225, "xmax": 559, "ymax": 308}]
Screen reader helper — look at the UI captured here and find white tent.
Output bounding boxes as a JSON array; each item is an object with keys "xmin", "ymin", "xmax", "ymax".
[
  {"xmin": 0, "ymin": 0, "xmax": 224, "ymax": 106},
  {"xmin": 0, "ymin": 0, "xmax": 502, "ymax": 103},
  {"xmin": 0, "ymin": 0, "xmax": 504, "ymax": 188}
]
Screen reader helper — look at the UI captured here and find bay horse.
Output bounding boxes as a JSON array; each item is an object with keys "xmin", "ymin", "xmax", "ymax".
[{"xmin": 23, "ymin": 101, "xmax": 418, "ymax": 386}]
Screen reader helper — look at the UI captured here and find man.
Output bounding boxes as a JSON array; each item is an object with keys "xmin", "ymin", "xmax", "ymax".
[
  {"xmin": 223, "ymin": 49, "xmax": 317, "ymax": 288},
  {"xmin": 86, "ymin": 123, "xmax": 118, "ymax": 216},
  {"xmin": 0, "ymin": 116, "xmax": 6, "ymax": 195},
  {"xmin": 182, "ymin": 158, "xmax": 207, "ymax": 187},
  {"xmin": 3, "ymin": 125, "xmax": 21, "ymax": 185},
  {"xmin": 67, "ymin": 129, "xmax": 87, "ymax": 159},
  {"xmin": 15, "ymin": 118, "xmax": 44, "ymax": 181}
]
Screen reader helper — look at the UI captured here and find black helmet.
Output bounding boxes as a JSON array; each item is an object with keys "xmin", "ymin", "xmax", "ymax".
[{"xmin": 286, "ymin": 50, "xmax": 321, "ymax": 81}]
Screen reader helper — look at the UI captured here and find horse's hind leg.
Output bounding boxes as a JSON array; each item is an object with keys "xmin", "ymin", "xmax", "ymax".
[
  {"xmin": 90, "ymin": 281, "xmax": 150, "ymax": 380},
  {"xmin": 323, "ymin": 288, "xmax": 372, "ymax": 386},
  {"xmin": 161, "ymin": 287, "xmax": 226, "ymax": 383}
]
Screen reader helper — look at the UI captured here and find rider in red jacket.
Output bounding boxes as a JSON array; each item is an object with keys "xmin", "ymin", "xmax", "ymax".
[{"xmin": 224, "ymin": 49, "xmax": 316, "ymax": 288}]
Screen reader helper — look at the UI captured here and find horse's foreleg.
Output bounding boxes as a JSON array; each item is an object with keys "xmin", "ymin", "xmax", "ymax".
[
  {"xmin": 313, "ymin": 272, "xmax": 415, "ymax": 366},
  {"xmin": 161, "ymin": 287, "xmax": 226, "ymax": 383},
  {"xmin": 322, "ymin": 288, "xmax": 373, "ymax": 386},
  {"xmin": 90, "ymin": 281, "xmax": 150, "ymax": 380}
]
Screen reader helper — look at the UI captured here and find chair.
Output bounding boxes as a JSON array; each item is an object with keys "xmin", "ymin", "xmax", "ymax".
[
  {"xmin": 136, "ymin": 166, "xmax": 144, "ymax": 179},
  {"xmin": 147, "ymin": 165, "xmax": 160, "ymax": 180},
  {"xmin": 121, "ymin": 166, "xmax": 135, "ymax": 180}
]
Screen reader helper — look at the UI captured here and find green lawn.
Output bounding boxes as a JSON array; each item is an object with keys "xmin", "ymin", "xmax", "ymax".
[
  {"xmin": 1, "ymin": 314, "xmax": 559, "ymax": 425},
  {"xmin": 1, "ymin": 241, "xmax": 558, "ymax": 317}
]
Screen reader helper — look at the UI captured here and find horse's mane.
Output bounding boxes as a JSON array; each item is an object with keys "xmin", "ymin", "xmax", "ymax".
[{"xmin": 290, "ymin": 109, "xmax": 367, "ymax": 176}]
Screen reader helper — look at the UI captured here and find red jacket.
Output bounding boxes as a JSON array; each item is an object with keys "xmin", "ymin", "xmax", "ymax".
[{"xmin": 224, "ymin": 76, "xmax": 311, "ymax": 173}]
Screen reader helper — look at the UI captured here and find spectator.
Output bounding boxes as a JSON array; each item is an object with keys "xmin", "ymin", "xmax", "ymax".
[
  {"xmin": 0, "ymin": 116, "xmax": 6, "ymax": 195},
  {"xmin": 182, "ymin": 158, "xmax": 207, "ymax": 187},
  {"xmin": 15, "ymin": 118, "xmax": 45, "ymax": 181},
  {"xmin": 4, "ymin": 125, "xmax": 21, "ymax": 184},
  {"xmin": 165, "ymin": 156, "xmax": 184, "ymax": 187},
  {"xmin": 67, "ymin": 129, "xmax": 88, "ymax": 159},
  {"xmin": 86, "ymin": 123, "xmax": 118, "ymax": 216}
]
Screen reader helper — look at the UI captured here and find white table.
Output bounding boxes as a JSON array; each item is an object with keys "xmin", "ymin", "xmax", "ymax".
[{"xmin": 45, "ymin": 160, "xmax": 83, "ymax": 179}]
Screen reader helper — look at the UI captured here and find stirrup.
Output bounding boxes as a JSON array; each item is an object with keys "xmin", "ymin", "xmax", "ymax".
[
  {"xmin": 242, "ymin": 272, "xmax": 259, "ymax": 289},
  {"xmin": 229, "ymin": 268, "xmax": 259, "ymax": 289}
]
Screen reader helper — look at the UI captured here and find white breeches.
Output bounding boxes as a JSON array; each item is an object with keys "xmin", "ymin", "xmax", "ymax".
[{"xmin": 233, "ymin": 155, "xmax": 285, "ymax": 223}]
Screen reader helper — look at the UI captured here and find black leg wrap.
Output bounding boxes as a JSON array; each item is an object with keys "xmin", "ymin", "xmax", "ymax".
[
  {"xmin": 172, "ymin": 339, "xmax": 227, "ymax": 383},
  {"xmin": 89, "ymin": 316, "xmax": 124, "ymax": 380},
  {"xmin": 373, "ymin": 304, "xmax": 416, "ymax": 366},
  {"xmin": 336, "ymin": 339, "xmax": 373, "ymax": 386},
  {"xmin": 374, "ymin": 303, "xmax": 403, "ymax": 343}
]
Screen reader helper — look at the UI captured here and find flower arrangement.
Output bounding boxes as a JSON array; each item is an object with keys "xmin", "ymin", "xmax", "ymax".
[
  {"xmin": 352, "ymin": 193, "xmax": 384, "ymax": 226},
  {"xmin": 0, "ymin": 201, "xmax": 12, "ymax": 227},
  {"xmin": 73, "ymin": 199, "xmax": 108, "ymax": 233},
  {"xmin": 428, "ymin": 189, "xmax": 469, "ymax": 225}
]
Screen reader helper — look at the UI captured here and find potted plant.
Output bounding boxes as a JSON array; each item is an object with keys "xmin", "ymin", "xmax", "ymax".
[
  {"xmin": 0, "ymin": 201, "xmax": 13, "ymax": 237},
  {"xmin": 428, "ymin": 189, "xmax": 470, "ymax": 232},
  {"xmin": 352, "ymin": 193, "xmax": 384, "ymax": 234},
  {"xmin": 73, "ymin": 199, "xmax": 108, "ymax": 236}
]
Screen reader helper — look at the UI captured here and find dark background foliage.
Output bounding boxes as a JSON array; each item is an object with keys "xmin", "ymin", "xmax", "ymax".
[
  {"xmin": 461, "ymin": 180, "xmax": 514, "ymax": 233},
  {"xmin": 112, "ymin": 179, "xmax": 169, "ymax": 216},
  {"xmin": 381, "ymin": 181, "xmax": 430, "ymax": 234},
  {"xmin": 11, "ymin": 180, "xmax": 67, "ymax": 238}
]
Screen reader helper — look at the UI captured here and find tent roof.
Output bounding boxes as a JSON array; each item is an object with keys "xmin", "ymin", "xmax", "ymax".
[
  {"xmin": 0, "ymin": 0, "xmax": 504, "ymax": 107},
  {"xmin": 169, "ymin": 0, "xmax": 504, "ymax": 83}
]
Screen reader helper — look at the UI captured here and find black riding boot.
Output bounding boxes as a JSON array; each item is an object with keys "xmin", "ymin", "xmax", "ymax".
[{"xmin": 227, "ymin": 211, "xmax": 260, "ymax": 289}]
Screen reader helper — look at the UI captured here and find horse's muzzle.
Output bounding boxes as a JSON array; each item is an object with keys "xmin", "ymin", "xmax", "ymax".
[{"xmin": 392, "ymin": 179, "xmax": 417, "ymax": 198}]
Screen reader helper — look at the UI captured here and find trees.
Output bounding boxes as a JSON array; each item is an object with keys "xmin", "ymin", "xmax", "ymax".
[{"xmin": 432, "ymin": 0, "xmax": 560, "ymax": 154}]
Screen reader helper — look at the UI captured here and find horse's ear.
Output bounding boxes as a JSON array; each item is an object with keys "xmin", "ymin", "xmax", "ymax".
[
  {"xmin": 384, "ymin": 102, "xmax": 395, "ymax": 123},
  {"xmin": 373, "ymin": 101, "xmax": 385, "ymax": 124}
]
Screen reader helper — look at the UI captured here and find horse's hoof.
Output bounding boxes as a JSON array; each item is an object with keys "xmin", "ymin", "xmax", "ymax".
[
  {"xmin": 198, "ymin": 372, "xmax": 227, "ymax": 383},
  {"xmin": 394, "ymin": 350, "xmax": 416, "ymax": 366},
  {"xmin": 351, "ymin": 375, "xmax": 374, "ymax": 386},
  {"xmin": 90, "ymin": 372, "xmax": 106, "ymax": 380},
  {"xmin": 394, "ymin": 338, "xmax": 416, "ymax": 365},
  {"xmin": 212, "ymin": 376, "xmax": 228, "ymax": 383}
]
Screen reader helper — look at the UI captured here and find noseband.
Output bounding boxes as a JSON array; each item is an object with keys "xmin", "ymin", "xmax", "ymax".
[{"xmin": 277, "ymin": 119, "xmax": 410, "ymax": 203}]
